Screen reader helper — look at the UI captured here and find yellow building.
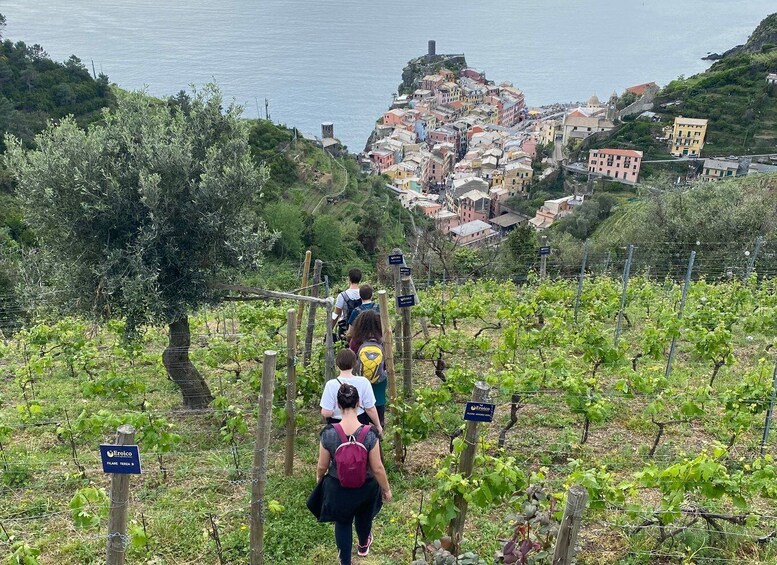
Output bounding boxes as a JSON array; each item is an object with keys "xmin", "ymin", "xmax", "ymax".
[
  {"xmin": 539, "ymin": 119, "xmax": 561, "ymax": 146},
  {"xmin": 669, "ymin": 116, "xmax": 708, "ymax": 157},
  {"xmin": 502, "ymin": 161, "xmax": 534, "ymax": 198}
]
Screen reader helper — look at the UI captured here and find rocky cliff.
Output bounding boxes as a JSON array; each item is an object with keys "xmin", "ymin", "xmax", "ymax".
[
  {"xmin": 704, "ymin": 12, "xmax": 777, "ymax": 60},
  {"xmin": 398, "ymin": 53, "xmax": 468, "ymax": 95}
]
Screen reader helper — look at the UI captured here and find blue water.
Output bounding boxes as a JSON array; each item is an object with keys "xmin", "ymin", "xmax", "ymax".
[{"xmin": 2, "ymin": 1, "xmax": 772, "ymax": 150}]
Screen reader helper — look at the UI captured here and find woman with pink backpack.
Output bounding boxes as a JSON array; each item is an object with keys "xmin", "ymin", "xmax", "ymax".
[{"xmin": 308, "ymin": 383, "xmax": 392, "ymax": 564}]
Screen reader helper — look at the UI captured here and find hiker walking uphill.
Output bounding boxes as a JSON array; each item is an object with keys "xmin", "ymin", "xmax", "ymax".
[
  {"xmin": 308, "ymin": 383, "xmax": 392, "ymax": 565},
  {"xmin": 320, "ymin": 349, "xmax": 383, "ymax": 436},
  {"xmin": 334, "ymin": 268, "xmax": 363, "ymax": 343},
  {"xmin": 349, "ymin": 310, "xmax": 388, "ymax": 427}
]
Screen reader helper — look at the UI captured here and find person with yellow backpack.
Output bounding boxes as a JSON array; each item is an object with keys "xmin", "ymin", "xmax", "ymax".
[{"xmin": 348, "ymin": 310, "xmax": 388, "ymax": 427}]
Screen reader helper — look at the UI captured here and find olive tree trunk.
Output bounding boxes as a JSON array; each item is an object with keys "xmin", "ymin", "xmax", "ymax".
[{"xmin": 162, "ymin": 316, "xmax": 213, "ymax": 409}]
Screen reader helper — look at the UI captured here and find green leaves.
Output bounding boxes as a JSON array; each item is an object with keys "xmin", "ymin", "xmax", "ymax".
[
  {"xmin": 69, "ymin": 486, "xmax": 108, "ymax": 529},
  {"xmin": 5, "ymin": 541, "xmax": 41, "ymax": 565},
  {"xmin": 421, "ymin": 449, "xmax": 527, "ymax": 540},
  {"xmin": 5, "ymin": 85, "xmax": 273, "ymax": 336}
]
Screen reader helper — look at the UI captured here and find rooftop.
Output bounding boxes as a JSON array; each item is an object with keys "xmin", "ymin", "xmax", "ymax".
[
  {"xmin": 458, "ymin": 189, "xmax": 491, "ymax": 202},
  {"xmin": 490, "ymin": 213, "xmax": 528, "ymax": 228},
  {"xmin": 591, "ymin": 148, "xmax": 644, "ymax": 158},
  {"xmin": 505, "ymin": 160, "xmax": 533, "ymax": 172},
  {"xmin": 626, "ymin": 82, "xmax": 657, "ymax": 96},
  {"xmin": 450, "ymin": 220, "xmax": 493, "ymax": 237},
  {"xmin": 432, "ymin": 209, "xmax": 458, "ymax": 220},
  {"xmin": 703, "ymin": 158, "xmax": 739, "ymax": 170},
  {"xmin": 675, "ymin": 116, "xmax": 709, "ymax": 126}
]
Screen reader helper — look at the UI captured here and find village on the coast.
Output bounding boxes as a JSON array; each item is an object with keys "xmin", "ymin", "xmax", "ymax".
[{"xmin": 346, "ymin": 41, "xmax": 777, "ymax": 248}]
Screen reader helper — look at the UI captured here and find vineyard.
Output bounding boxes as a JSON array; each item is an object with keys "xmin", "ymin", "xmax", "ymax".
[{"xmin": 1, "ymin": 269, "xmax": 777, "ymax": 564}]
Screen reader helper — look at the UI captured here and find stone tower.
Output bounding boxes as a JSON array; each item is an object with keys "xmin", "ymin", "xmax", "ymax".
[
  {"xmin": 428, "ymin": 40, "xmax": 436, "ymax": 58},
  {"xmin": 321, "ymin": 122, "xmax": 334, "ymax": 139}
]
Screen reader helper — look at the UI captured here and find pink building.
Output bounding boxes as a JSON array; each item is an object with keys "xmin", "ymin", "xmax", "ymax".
[
  {"xmin": 415, "ymin": 200, "xmax": 442, "ymax": 217},
  {"xmin": 432, "ymin": 209, "xmax": 460, "ymax": 234},
  {"xmin": 383, "ymin": 109, "xmax": 408, "ymax": 126},
  {"xmin": 370, "ymin": 150, "xmax": 395, "ymax": 173},
  {"xmin": 588, "ymin": 149, "xmax": 643, "ymax": 184},
  {"xmin": 457, "ymin": 190, "xmax": 490, "ymax": 224},
  {"xmin": 520, "ymin": 138, "xmax": 538, "ymax": 158},
  {"xmin": 421, "ymin": 74, "xmax": 445, "ymax": 92},
  {"xmin": 460, "ymin": 68, "xmax": 487, "ymax": 83},
  {"xmin": 428, "ymin": 126, "xmax": 461, "ymax": 154}
]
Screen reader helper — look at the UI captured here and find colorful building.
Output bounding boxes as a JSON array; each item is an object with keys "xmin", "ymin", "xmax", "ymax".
[
  {"xmin": 528, "ymin": 195, "xmax": 581, "ymax": 230},
  {"xmin": 449, "ymin": 220, "xmax": 499, "ymax": 247},
  {"xmin": 502, "ymin": 161, "xmax": 534, "ymax": 197},
  {"xmin": 700, "ymin": 158, "xmax": 739, "ymax": 181},
  {"xmin": 457, "ymin": 189, "xmax": 491, "ymax": 224},
  {"xmin": 668, "ymin": 116, "xmax": 708, "ymax": 157},
  {"xmin": 587, "ymin": 149, "xmax": 643, "ymax": 184}
]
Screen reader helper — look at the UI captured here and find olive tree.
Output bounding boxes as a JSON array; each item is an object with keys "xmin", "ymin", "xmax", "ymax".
[{"xmin": 5, "ymin": 86, "xmax": 273, "ymax": 408}]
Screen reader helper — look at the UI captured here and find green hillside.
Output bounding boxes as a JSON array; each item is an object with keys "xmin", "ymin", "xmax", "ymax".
[{"xmin": 586, "ymin": 12, "xmax": 777, "ymax": 158}]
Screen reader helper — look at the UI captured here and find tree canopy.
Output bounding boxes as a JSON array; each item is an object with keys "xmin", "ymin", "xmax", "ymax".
[{"xmin": 5, "ymin": 86, "xmax": 273, "ymax": 407}]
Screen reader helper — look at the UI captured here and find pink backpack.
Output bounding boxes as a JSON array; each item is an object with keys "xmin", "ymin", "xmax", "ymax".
[{"xmin": 333, "ymin": 424, "xmax": 371, "ymax": 488}]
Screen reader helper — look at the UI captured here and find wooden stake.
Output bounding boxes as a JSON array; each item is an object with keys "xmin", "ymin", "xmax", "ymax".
[
  {"xmin": 378, "ymin": 290, "xmax": 403, "ymax": 465},
  {"xmin": 296, "ymin": 250, "xmax": 312, "ymax": 330},
  {"xmin": 539, "ymin": 235, "xmax": 548, "ymax": 279},
  {"xmin": 250, "ymin": 351, "xmax": 277, "ymax": 565},
  {"xmin": 284, "ymin": 310, "xmax": 297, "ymax": 476},
  {"xmin": 106, "ymin": 424, "xmax": 136, "ymax": 565},
  {"xmin": 552, "ymin": 485, "xmax": 588, "ymax": 565},
  {"xmin": 400, "ymin": 276, "xmax": 413, "ymax": 399},
  {"xmin": 449, "ymin": 381, "xmax": 490, "ymax": 554},
  {"xmin": 392, "ymin": 247, "xmax": 403, "ymax": 359},
  {"xmin": 303, "ymin": 260, "xmax": 323, "ymax": 367},
  {"xmin": 324, "ymin": 297, "xmax": 336, "ymax": 381}
]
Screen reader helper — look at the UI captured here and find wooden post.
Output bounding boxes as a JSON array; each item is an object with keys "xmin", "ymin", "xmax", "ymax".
[
  {"xmin": 665, "ymin": 250, "xmax": 695, "ymax": 380},
  {"xmin": 449, "ymin": 381, "xmax": 490, "ymax": 554},
  {"xmin": 296, "ymin": 250, "xmax": 312, "ymax": 330},
  {"xmin": 393, "ymin": 319, "xmax": 403, "ymax": 361},
  {"xmin": 400, "ymin": 276, "xmax": 413, "ymax": 399},
  {"xmin": 303, "ymin": 260, "xmax": 323, "ymax": 367},
  {"xmin": 744, "ymin": 236, "xmax": 764, "ymax": 281},
  {"xmin": 573, "ymin": 239, "xmax": 589, "ymax": 323},
  {"xmin": 614, "ymin": 244, "xmax": 634, "ymax": 348},
  {"xmin": 392, "ymin": 248, "xmax": 403, "ymax": 359},
  {"xmin": 539, "ymin": 235, "xmax": 548, "ymax": 280},
  {"xmin": 324, "ymin": 297, "xmax": 336, "ymax": 381},
  {"xmin": 378, "ymin": 290, "xmax": 403, "ymax": 465},
  {"xmin": 552, "ymin": 485, "xmax": 589, "ymax": 565},
  {"xmin": 250, "ymin": 351, "xmax": 277, "ymax": 565},
  {"xmin": 284, "ymin": 310, "xmax": 297, "ymax": 476},
  {"xmin": 106, "ymin": 424, "xmax": 136, "ymax": 565},
  {"xmin": 760, "ymin": 355, "xmax": 777, "ymax": 456}
]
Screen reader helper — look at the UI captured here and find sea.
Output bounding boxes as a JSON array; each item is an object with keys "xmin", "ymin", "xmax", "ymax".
[{"xmin": 2, "ymin": 0, "xmax": 773, "ymax": 151}]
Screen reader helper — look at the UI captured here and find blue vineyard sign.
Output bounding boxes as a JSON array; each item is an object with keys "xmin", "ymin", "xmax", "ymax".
[
  {"xmin": 396, "ymin": 295, "xmax": 416, "ymax": 308},
  {"xmin": 400, "ymin": 266, "xmax": 412, "ymax": 276},
  {"xmin": 463, "ymin": 402, "xmax": 495, "ymax": 422},
  {"xmin": 539, "ymin": 246, "xmax": 551, "ymax": 256},
  {"xmin": 388, "ymin": 254, "xmax": 404, "ymax": 265},
  {"xmin": 100, "ymin": 444, "xmax": 142, "ymax": 474}
]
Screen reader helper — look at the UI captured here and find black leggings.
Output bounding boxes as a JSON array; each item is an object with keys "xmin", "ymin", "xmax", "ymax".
[{"xmin": 335, "ymin": 508, "xmax": 373, "ymax": 565}]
